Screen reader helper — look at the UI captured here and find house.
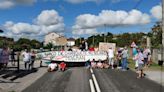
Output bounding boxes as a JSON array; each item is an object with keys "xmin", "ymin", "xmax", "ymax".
[
  {"xmin": 44, "ymin": 32, "xmax": 67, "ymax": 46},
  {"xmin": 67, "ymin": 38, "xmax": 75, "ymax": 46}
]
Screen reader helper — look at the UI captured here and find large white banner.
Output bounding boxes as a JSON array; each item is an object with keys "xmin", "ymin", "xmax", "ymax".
[{"xmin": 37, "ymin": 51, "xmax": 107, "ymax": 62}]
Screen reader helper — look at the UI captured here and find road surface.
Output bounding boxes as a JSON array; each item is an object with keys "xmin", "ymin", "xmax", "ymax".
[{"xmin": 22, "ymin": 67, "xmax": 164, "ymax": 92}]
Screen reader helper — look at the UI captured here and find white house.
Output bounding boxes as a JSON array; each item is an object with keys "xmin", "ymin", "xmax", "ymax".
[
  {"xmin": 67, "ymin": 38, "xmax": 75, "ymax": 46},
  {"xmin": 44, "ymin": 32, "xmax": 60, "ymax": 46}
]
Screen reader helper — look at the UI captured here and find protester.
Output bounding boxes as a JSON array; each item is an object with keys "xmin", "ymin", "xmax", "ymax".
[
  {"xmin": 116, "ymin": 48, "xmax": 122, "ymax": 69},
  {"xmin": 108, "ymin": 47, "xmax": 114, "ymax": 69},
  {"xmin": 85, "ymin": 40, "xmax": 88, "ymax": 51},
  {"xmin": 1, "ymin": 47, "xmax": 10, "ymax": 69},
  {"xmin": 147, "ymin": 47, "xmax": 152, "ymax": 67},
  {"xmin": 133, "ymin": 51, "xmax": 139, "ymax": 71},
  {"xmin": 81, "ymin": 40, "xmax": 86, "ymax": 51},
  {"xmin": 91, "ymin": 59, "xmax": 96, "ymax": 68},
  {"xmin": 85, "ymin": 59, "xmax": 91, "ymax": 68},
  {"xmin": 136, "ymin": 48, "xmax": 144, "ymax": 78},
  {"xmin": 97, "ymin": 60, "xmax": 103, "ymax": 68},
  {"xmin": 68, "ymin": 47, "xmax": 73, "ymax": 51},
  {"xmin": 47, "ymin": 61, "xmax": 58, "ymax": 72},
  {"xmin": 89, "ymin": 45, "xmax": 95, "ymax": 51},
  {"xmin": 0, "ymin": 48, "xmax": 2, "ymax": 70},
  {"xmin": 143, "ymin": 47, "xmax": 149, "ymax": 68},
  {"xmin": 121, "ymin": 47, "xmax": 128, "ymax": 71},
  {"xmin": 30, "ymin": 50, "xmax": 36, "ymax": 69},
  {"xmin": 22, "ymin": 49, "xmax": 31, "ymax": 70},
  {"xmin": 132, "ymin": 47, "xmax": 138, "ymax": 57},
  {"xmin": 10, "ymin": 49, "xmax": 16, "ymax": 66},
  {"xmin": 59, "ymin": 61, "xmax": 66, "ymax": 71}
]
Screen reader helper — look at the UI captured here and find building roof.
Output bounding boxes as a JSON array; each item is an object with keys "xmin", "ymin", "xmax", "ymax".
[{"xmin": 67, "ymin": 38, "xmax": 75, "ymax": 41}]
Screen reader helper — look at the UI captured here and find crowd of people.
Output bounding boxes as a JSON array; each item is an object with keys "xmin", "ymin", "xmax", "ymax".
[
  {"xmin": 0, "ymin": 47, "xmax": 10, "ymax": 70},
  {"xmin": 83, "ymin": 42, "xmax": 152, "ymax": 79},
  {"xmin": 132, "ymin": 47, "xmax": 151, "ymax": 78},
  {"xmin": 0, "ymin": 39, "xmax": 152, "ymax": 79},
  {"xmin": 0, "ymin": 47, "xmax": 37, "ymax": 70}
]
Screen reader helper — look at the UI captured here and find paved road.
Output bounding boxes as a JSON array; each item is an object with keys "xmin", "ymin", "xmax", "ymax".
[
  {"xmin": 23, "ymin": 67, "xmax": 164, "ymax": 92},
  {"xmin": 22, "ymin": 67, "xmax": 91, "ymax": 92},
  {"xmin": 93, "ymin": 69, "xmax": 164, "ymax": 92}
]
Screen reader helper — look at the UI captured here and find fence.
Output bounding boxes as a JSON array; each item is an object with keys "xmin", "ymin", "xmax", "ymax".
[{"xmin": 152, "ymin": 49, "xmax": 164, "ymax": 66}]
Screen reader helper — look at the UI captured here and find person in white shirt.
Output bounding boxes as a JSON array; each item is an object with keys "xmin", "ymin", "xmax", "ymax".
[
  {"xmin": 47, "ymin": 62, "xmax": 58, "ymax": 72},
  {"xmin": 22, "ymin": 49, "xmax": 31, "ymax": 70},
  {"xmin": 108, "ymin": 47, "xmax": 114, "ymax": 69},
  {"xmin": 136, "ymin": 49, "xmax": 144, "ymax": 78}
]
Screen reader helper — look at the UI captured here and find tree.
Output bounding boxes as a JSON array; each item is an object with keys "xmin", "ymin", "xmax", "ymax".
[
  {"xmin": 31, "ymin": 39, "xmax": 42, "ymax": 49},
  {"xmin": 44, "ymin": 42, "xmax": 53, "ymax": 50},
  {"xmin": 149, "ymin": 22, "xmax": 162, "ymax": 48}
]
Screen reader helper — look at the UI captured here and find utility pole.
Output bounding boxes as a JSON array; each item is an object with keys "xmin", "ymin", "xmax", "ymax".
[
  {"xmin": 93, "ymin": 35, "xmax": 95, "ymax": 46},
  {"xmin": 162, "ymin": 0, "xmax": 164, "ymax": 63},
  {"xmin": 160, "ymin": 1, "xmax": 164, "ymax": 91}
]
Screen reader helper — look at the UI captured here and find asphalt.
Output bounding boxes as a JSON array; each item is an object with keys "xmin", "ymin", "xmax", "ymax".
[
  {"xmin": 0, "ymin": 61, "xmax": 47, "ymax": 92},
  {"xmin": 1, "ymin": 62, "xmax": 164, "ymax": 92},
  {"xmin": 22, "ymin": 67, "xmax": 164, "ymax": 92},
  {"xmin": 22, "ymin": 67, "xmax": 91, "ymax": 92},
  {"xmin": 93, "ymin": 69, "xmax": 164, "ymax": 92}
]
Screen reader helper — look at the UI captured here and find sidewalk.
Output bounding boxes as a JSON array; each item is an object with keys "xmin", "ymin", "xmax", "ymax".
[
  {"xmin": 145, "ymin": 70, "xmax": 164, "ymax": 86},
  {"xmin": 0, "ymin": 60, "xmax": 48, "ymax": 92}
]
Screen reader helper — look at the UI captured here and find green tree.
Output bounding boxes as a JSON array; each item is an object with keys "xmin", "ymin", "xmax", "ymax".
[
  {"xmin": 149, "ymin": 22, "xmax": 162, "ymax": 48},
  {"xmin": 44, "ymin": 42, "xmax": 53, "ymax": 50},
  {"xmin": 31, "ymin": 39, "xmax": 42, "ymax": 49}
]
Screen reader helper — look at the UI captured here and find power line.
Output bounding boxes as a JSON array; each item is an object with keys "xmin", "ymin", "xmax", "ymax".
[{"xmin": 133, "ymin": 0, "xmax": 144, "ymax": 10}]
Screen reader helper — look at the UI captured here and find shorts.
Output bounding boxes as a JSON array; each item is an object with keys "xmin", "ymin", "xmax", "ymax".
[{"xmin": 138, "ymin": 64, "xmax": 143, "ymax": 71}]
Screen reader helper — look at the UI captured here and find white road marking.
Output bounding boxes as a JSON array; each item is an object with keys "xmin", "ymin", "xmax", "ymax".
[
  {"xmin": 90, "ymin": 68, "xmax": 93, "ymax": 74},
  {"xmin": 92, "ymin": 74, "xmax": 101, "ymax": 92},
  {"xmin": 89, "ymin": 79, "xmax": 95, "ymax": 92}
]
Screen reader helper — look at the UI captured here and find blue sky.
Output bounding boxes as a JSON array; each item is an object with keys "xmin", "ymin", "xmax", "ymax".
[{"xmin": 0, "ymin": 0, "xmax": 162, "ymax": 41}]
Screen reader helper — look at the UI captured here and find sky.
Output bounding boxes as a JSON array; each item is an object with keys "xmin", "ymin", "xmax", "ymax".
[{"xmin": 0, "ymin": 0, "xmax": 162, "ymax": 41}]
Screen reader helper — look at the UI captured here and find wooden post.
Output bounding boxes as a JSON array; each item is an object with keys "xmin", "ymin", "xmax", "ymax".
[{"xmin": 17, "ymin": 53, "xmax": 20, "ymax": 71}]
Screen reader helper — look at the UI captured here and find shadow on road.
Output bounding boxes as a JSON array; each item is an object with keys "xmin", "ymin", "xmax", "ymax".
[{"xmin": 0, "ymin": 68, "xmax": 38, "ymax": 82}]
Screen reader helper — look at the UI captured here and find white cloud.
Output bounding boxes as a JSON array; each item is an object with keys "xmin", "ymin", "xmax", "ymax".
[
  {"xmin": 0, "ymin": 0, "xmax": 36, "ymax": 9},
  {"xmin": 0, "ymin": 1, "xmax": 14, "ymax": 9},
  {"xmin": 2, "ymin": 10, "xmax": 65, "ymax": 41},
  {"xmin": 15, "ymin": 0, "xmax": 37, "ymax": 5},
  {"xmin": 35, "ymin": 10, "xmax": 63, "ymax": 26},
  {"xmin": 65, "ymin": 0, "xmax": 102, "ymax": 4},
  {"xmin": 4, "ymin": 22, "xmax": 39, "ymax": 34},
  {"xmin": 150, "ymin": 5, "xmax": 162, "ymax": 20},
  {"xmin": 72, "ymin": 9, "xmax": 150, "ymax": 35},
  {"xmin": 72, "ymin": 27, "xmax": 97, "ymax": 35}
]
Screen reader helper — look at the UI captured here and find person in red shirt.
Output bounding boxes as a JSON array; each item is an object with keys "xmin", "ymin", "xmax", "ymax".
[
  {"xmin": 89, "ymin": 45, "xmax": 95, "ymax": 51},
  {"xmin": 89, "ymin": 47, "xmax": 95, "ymax": 51},
  {"xmin": 59, "ymin": 61, "xmax": 66, "ymax": 71}
]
